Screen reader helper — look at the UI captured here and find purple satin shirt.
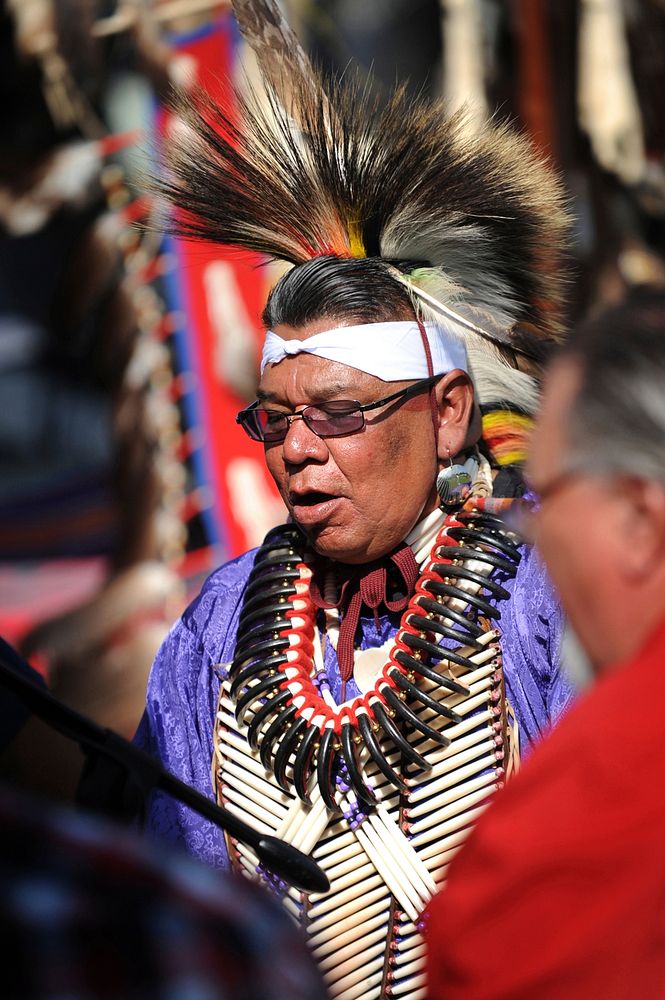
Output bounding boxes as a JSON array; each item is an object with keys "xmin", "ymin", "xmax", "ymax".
[{"xmin": 134, "ymin": 543, "xmax": 574, "ymax": 868}]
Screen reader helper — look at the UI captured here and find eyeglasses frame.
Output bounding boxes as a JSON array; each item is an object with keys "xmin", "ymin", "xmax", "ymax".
[
  {"xmin": 506, "ymin": 467, "xmax": 589, "ymax": 544},
  {"xmin": 236, "ymin": 373, "xmax": 443, "ymax": 443}
]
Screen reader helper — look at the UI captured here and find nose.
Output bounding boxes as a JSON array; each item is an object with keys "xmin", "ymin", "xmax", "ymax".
[{"xmin": 281, "ymin": 412, "xmax": 328, "ymax": 464}]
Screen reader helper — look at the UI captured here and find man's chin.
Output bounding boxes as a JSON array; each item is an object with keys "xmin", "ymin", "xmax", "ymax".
[{"xmin": 297, "ymin": 522, "xmax": 366, "ymax": 566}]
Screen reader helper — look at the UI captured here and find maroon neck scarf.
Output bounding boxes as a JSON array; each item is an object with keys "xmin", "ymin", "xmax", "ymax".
[{"xmin": 310, "ymin": 543, "xmax": 420, "ymax": 682}]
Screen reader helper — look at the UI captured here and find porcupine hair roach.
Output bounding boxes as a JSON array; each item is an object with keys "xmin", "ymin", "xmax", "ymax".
[{"xmin": 157, "ymin": 0, "xmax": 572, "ymax": 446}]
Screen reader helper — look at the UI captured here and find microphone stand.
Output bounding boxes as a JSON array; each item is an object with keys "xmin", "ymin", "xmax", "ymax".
[{"xmin": 0, "ymin": 637, "xmax": 328, "ymax": 894}]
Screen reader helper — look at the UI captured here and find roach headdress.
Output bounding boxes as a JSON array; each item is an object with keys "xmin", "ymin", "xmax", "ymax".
[{"xmin": 159, "ymin": 0, "xmax": 572, "ymax": 461}]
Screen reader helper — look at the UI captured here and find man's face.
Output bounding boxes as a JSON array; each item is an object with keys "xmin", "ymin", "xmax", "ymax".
[
  {"xmin": 257, "ymin": 320, "xmax": 440, "ymax": 564},
  {"xmin": 527, "ymin": 359, "xmax": 620, "ymax": 669}
]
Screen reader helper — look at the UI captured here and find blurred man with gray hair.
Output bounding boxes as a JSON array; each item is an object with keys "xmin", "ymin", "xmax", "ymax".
[{"xmin": 426, "ymin": 288, "xmax": 665, "ymax": 999}]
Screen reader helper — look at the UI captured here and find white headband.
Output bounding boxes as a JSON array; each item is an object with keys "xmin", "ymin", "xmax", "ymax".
[{"xmin": 260, "ymin": 321, "xmax": 468, "ymax": 381}]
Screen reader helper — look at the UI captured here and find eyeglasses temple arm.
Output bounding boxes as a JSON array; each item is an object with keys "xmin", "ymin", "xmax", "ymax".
[{"xmin": 359, "ymin": 375, "xmax": 441, "ymax": 413}]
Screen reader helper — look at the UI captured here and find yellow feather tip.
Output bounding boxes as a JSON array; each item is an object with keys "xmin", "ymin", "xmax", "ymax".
[{"xmin": 347, "ymin": 220, "xmax": 366, "ymax": 258}]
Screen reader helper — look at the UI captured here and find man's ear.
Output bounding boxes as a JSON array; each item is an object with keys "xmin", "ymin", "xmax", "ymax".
[
  {"xmin": 435, "ymin": 369, "xmax": 476, "ymax": 460},
  {"xmin": 619, "ymin": 476, "xmax": 665, "ymax": 581}
]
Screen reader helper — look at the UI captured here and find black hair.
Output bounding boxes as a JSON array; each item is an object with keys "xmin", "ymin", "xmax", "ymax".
[{"xmin": 262, "ymin": 256, "xmax": 416, "ymax": 329}]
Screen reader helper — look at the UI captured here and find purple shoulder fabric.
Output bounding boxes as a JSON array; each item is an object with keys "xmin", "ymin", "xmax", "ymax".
[
  {"xmin": 500, "ymin": 544, "xmax": 575, "ymax": 753},
  {"xmin": 134, "ymin": 543, "xmax": 575, "ymax": 866},
  {"xmin": 134, "ymin": 548, "xmax": 258, "ymax": 867}
]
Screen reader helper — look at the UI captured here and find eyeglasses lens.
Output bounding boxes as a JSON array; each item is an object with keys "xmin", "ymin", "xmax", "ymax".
[
  {"xmin": 303, "ymin": 402, "xmax": 364, "ymax": 438},
  {"xmin": 241, "ymin": 402, "xmax": 365, "ymax": 442},
  {"xmin": 254, "ymin": 410, "xmax": 288, "ymax": 442},
  {"xmin": 239, "ymin": 408, "xmax": 268, "ymax": 442}
]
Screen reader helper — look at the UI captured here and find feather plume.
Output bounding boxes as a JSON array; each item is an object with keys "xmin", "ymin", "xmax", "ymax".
[
  {"xmin": 158, "ymin": 1, "xmax": 571, "ymax": 343},
  {"xmin": 231, "ymin": 0, "xmax": 332, "ymax": 129}
]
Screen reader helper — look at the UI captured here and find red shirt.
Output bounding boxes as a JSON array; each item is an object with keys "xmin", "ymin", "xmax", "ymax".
[{"xmin": 425, "ymin": 617, "xmax": 665, "ymax": 1000}]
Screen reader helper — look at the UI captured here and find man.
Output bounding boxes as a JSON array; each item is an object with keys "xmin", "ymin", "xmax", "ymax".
[
  {"xmin": 134, "ymin": 1, "xmax": 573, "ymax": 996},
  {"xmin": 425, "ymin": 288, "xmax": 665, "ymax": 998}
]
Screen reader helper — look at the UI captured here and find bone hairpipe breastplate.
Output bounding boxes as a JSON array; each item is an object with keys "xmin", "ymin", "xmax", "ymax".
[{"xmin": 214, "ymin": 514, "xmax": 520, "ymax": 999}]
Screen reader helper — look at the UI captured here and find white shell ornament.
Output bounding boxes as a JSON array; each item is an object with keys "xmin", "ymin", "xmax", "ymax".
[{"xmin": 352, "ymin": 641, "xmax": 395, "ymax": 693}]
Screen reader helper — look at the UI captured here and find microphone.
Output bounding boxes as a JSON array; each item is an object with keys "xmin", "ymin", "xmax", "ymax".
[{"xmin": 0, "ymin": 636, "xmax": 329, "ymax": 895}]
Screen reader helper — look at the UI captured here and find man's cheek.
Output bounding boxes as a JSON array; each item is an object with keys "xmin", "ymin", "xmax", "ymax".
[
  {"xmin": 383, "ymin": 427, "xmax": 412, "ymax": 464},
  {"xmin": 264, "ymin": 451, "xmax": 284, "ymax": 483}
]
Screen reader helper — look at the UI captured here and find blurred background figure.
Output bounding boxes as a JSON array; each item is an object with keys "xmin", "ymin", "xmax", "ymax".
[
  {"xmin": 0, "ymin": 634, "xmax": 328, "ymax": 999},
  {"xmin": 1, "ymin": 0, "xmax": 665, "ymax": 791},
  {"xmin": 0, "ymin": 0, "xmax": 279, "ymax": 780},
  {"xmin": 426, "ymin": 287, "xmax": 665, "ymax": 999},
  {"xmin": 0, "ymin": 0, "xmax": 190, "ymax": 760},
  {"xmin": 0, "ymin": 782, "xmax": 327, "ymax": 1000}
]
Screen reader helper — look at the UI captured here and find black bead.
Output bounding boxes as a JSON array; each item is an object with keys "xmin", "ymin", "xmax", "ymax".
[
  {"xmin": 238, "ymin": 584, "xmax": 297, "ymax": 626},
  {"xmin": 430, "ymin": 562, "xmax": 511, "ymax": 601},
  {"xmin": 232, "ymin": 635, "xmax": 291, "ymax": 674},
  {"xmin": 446, "ymin": 526, "xmax": 521, "ymax": 560},
  {"xmin": 423, "ymin": 579, "xmax": 500, "ymax": 619},
  {"xmin": 251, "ymin": 549, "xmax": 301, "ymax": 573},
  {"xmin": 394, "ymin": 644, "xmax": 470, "ymax": 694},
  {"xmin": 236, "ymin": 602, "xmax": 291, "ymax": 642},
  {"xmin": 242, "ymin": 570, "xmax": 301, "ymax": 607},
  {"xmin": 234, "ymin": 618, "xmax": 289, "ymax": 659}
]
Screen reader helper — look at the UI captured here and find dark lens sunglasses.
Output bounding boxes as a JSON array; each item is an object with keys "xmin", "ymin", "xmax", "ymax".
[{"xmin": 236, "ymin": 374, "xmax": 442, "ymax": 443}]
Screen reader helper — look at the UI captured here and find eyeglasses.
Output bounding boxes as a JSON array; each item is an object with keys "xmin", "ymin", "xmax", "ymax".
[
  {"xmin": 529, "ymin": 470, "xmax": 583, "ymax": 505},
  {"xmin": 236, "ymin": 374, "xmax": 442, "ymax": 443},
  {"xmin": 505, "ymin": 469, "xmax": 584, "ymax": 542}
]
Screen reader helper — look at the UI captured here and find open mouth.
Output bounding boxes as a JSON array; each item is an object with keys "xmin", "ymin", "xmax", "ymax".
[{"xmin": 290, "ymin": 490, "xmax": 336, "ymax": 507}]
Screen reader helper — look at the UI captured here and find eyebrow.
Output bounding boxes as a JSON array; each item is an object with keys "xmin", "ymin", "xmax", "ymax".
[{"xmin": 256, "ymin": 381, "xmax": 361, "ymax": 405}]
